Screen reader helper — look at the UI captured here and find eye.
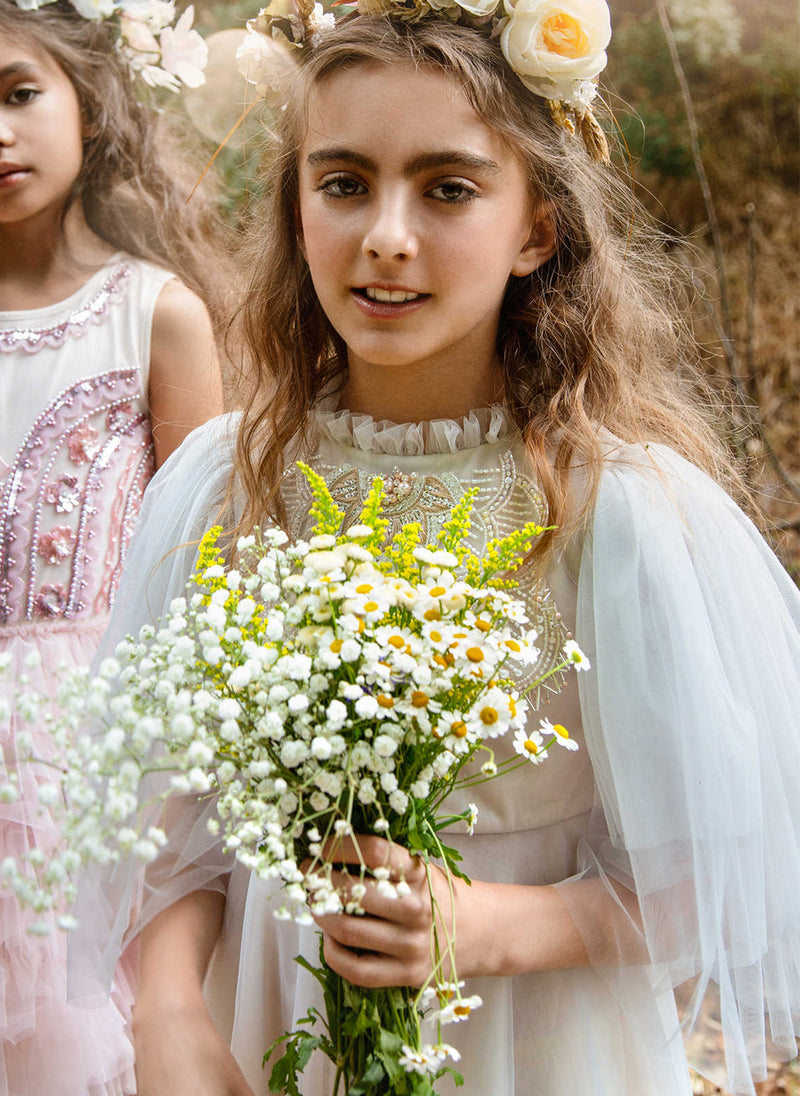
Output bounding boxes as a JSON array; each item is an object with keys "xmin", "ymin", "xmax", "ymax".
[
  {"xmin": 428, "ymin": 180, "xmax": 478, "ymax": 204},
  {"xmin": 6, "ymin": 86, "xmax": 39, "ymax": 106},
  {"xmin": 318, "ymin": 175, "xmax": 367, "ymax": 199}
]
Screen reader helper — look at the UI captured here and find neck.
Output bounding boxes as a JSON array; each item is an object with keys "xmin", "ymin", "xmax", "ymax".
[
  {"xmin": 340, "ymin": 351, "xmax": 504, "ymax": 424},
  {"xmin": 0, "ymin": 203, "xmax": 114, "ymax": 309}
]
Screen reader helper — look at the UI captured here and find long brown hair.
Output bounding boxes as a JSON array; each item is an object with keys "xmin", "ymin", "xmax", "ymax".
[
  {"xmin": 0, "ymin": 0, "xmax": 230, "ymax": 330},
  {"xmin": 232, "ymin": 16, "xmax": 749, "ymax": 559}
]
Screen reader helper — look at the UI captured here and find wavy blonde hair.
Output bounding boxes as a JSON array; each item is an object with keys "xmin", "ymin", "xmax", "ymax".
[{"xmin": 232, "ymin": 16, "xmax": 747, "ymax": 560}]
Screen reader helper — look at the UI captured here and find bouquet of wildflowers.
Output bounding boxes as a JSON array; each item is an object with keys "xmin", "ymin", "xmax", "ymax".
[{"xmin": 1, "ymin": 464, "xmax": 588, "ymax": 1095}]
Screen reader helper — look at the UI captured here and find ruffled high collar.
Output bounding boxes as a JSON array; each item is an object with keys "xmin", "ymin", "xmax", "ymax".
[{"xmin": 314, "ymin": 402, "xmax": 512, "ymax": 458}]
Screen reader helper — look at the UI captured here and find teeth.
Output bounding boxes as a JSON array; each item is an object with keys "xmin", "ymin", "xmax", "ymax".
[{"xmin": 365, "ymin": 287, "xmax": 421, "ymax": 303}]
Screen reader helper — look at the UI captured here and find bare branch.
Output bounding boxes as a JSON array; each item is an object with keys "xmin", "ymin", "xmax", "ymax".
[{"xmin": 655, "ymin": 0, "xmax": 800, "ymax": 506}]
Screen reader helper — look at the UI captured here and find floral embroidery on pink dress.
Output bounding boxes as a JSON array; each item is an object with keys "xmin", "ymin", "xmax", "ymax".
[{"xmin": 0, "ymin": 369, "xmax": 154, "ymax": 625}]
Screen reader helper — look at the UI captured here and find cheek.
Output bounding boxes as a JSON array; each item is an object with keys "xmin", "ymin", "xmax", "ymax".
[{"xmin": 299, "ymin": 198, "xmax": 331, "ymax": 253}]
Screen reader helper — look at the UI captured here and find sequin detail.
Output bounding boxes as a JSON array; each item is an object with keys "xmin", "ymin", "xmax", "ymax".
[
  {"xmin": 0, "ymin": 264, "xmax": 132, "ymax": 355},
  {"xmin": 0, "ymin": 370, "xmax": 154, "ymax": 625},
  {"xmin": 281, "ymin": 449, "xmax": 568, "ymax": 702}
]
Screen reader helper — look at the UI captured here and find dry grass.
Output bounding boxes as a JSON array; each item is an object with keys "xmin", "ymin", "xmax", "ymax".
[{"xmin": 691, "ymin": 1059, "xmax": 800, "ymax": 1095}]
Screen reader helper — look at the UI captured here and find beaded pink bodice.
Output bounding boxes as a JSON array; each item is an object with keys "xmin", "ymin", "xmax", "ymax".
[
  {"xmin": 0, "ymin": 371, "xmax": 153, "ymax": 625},
  {"xmin": 0, "ymin": 257, "xmax": 167, "ymax": 628}
]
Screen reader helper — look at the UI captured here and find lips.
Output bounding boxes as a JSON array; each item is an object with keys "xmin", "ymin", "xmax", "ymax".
[
  {"xmin": 351, "ymin": 285, "xmax": 430, "ymax": 319},
  {"xmin": 0, "ymin": 164, "xmax": 30, "ymax": 188}
]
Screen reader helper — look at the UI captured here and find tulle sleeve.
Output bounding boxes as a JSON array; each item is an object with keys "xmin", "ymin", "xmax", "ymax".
[
  {"xmin": 558, "ymin": 443, "xmax": 800, "ymax": 1093},
  {"xmin": 71, "ymin": 414, "xmax": 241, "ymax": 998}
]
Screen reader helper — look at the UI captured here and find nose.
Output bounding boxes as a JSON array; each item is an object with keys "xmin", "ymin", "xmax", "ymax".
[
  {"xmin": 361, "ymin": 190, "xmax": 418, "ymax": 261},
  {"xmin": 0, "ymin": 115, "xmax": 15, "ymax": 147}
]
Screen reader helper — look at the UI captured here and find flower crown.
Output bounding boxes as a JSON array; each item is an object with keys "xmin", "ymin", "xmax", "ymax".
[
  {"xmin": 236, "ymin": 0, "xmax": 611, "ymax": 162},
  {"xmin": 14, "ymin": 0, "xmax": 208, "ymax": 92}
]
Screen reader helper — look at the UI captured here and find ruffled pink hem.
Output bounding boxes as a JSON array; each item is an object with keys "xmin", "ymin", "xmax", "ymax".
[{"xmin": 0, "ymin": 616, "xmax": 136, "ymax": 1095}]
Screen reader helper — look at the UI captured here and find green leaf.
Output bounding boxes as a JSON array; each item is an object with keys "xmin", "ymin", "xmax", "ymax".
[
  {"xmin": 378, "ymin": 1027, "xmax": 406, "ymax": 1084},
  {"xmin": 347, "ymin": 1056, "xmax": 386, "ymax": 1094},
  {"xmin": 266, "ymin": 1031, "xmax": 323, "ymax": 1095}
]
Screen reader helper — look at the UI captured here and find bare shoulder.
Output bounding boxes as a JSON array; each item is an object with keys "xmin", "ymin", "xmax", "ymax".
[
  {"xmin": 151, "ymin": 278, "xmax": 215, "ymax": 353},
  {"xmin": 147, "ymin": 277, "xmax": 223, "ymax": 466}
]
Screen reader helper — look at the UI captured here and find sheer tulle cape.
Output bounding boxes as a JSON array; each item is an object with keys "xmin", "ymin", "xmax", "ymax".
[
  {"xmin": 71, "ymin": 415, "xmax": 800, "ymax": 1095},
  {"xmin": 560, "ymin": 443, "xmax": 800, "ymax": 1092}
]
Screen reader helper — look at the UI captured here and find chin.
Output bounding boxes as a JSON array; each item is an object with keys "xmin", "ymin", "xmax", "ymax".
[{"xmin": 347, "ymin": 342, "xmax": 431, "ymax": 370}]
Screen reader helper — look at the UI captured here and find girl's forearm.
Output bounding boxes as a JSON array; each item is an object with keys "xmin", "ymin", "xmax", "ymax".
[
  {"xmin": 135, "ymin": 890, "xmax": 225, "ymax": 1015},
  {"xmin": 452, "ymin": 879, "xmax": 587, "ymax": 979},
  {"xmin": 459, "ymin": 876, "xmax": 646, "ymax": 979}
]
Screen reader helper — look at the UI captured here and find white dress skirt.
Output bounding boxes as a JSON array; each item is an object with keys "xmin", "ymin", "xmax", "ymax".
[{"xmin": 75, "ymin": 406, "xmax": 800, "ymax": 1096}]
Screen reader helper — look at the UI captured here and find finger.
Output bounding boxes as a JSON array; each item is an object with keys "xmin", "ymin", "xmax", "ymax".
[
  {"xmin": 326, "ymin": 868, "xmax": 431, "ymax": 924},
  {"xmin": 321, "ymin": 833, "xmax": 421, "ymax": 877},
  {"xmin": 315, "ymin": 910, "xmax": 419, "ymax": 956},
  {"xmin": 321, "ymin": 930, "xmax": 429, "ymax": 990}
]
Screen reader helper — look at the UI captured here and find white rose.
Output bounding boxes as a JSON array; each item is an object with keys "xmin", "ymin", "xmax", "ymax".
[{"xmin": 500, "ymin": 0, "xmax": 611, "ymax": 101}]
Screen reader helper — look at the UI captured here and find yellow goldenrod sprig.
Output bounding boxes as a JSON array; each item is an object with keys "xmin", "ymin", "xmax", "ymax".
[
  {"xmin": 384, "ymin": 521, "xmax": 423, "ymax": 581},
  {"xmin": 298, "ymin": 462, "xmax": 346, "ymax": 537},
  {"xmin": 436, "ymin": 488, "xmax": 478, "ymax": 563},
  {"xmin": 354, "ymin": 477, "xmax": 390, "ymax": 552}
]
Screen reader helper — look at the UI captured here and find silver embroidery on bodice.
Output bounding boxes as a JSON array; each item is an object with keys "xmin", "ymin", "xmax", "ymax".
[
  {"xmin": 0, "ymin": 264, "xmax": 131, "ymax": 355},
  {"xmin": 280, "ymin": 446, "xmax": 569, "ymax": 702},
  {"xmin": 0, "ymin": 370, "xmax": 154, "ymax": 625}
]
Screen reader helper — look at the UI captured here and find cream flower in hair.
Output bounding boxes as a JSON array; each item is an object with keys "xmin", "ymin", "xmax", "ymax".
[
  {"xmin": 158, "ymin": 6, "xmax": 208, "ymax": 88},
  {"xmin": 69, "ymin": 0, "xmax": 117, "ymax": 15},
  {"xmin": 500, "ymin": 0, "xmax": 611, "ymax": 102},
  {"xmin": 454, "ymin": 0, "xmax": 501, "ymax": 17},
  {"xmin": 237, "ymin": 24, "xmax": 298, "ymax": 104}
]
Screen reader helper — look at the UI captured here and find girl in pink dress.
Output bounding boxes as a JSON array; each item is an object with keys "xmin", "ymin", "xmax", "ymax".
[{"xmin": 0, "ymin": 2, "xmax": 224, "ymax": 1092}]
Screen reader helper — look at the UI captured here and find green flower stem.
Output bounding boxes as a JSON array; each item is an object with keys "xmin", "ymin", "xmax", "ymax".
[{"xmin": 519, "ymin": 658, "xmax": 571, "ymax": 699}]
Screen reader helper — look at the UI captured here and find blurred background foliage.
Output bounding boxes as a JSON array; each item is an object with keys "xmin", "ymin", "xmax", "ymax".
[{"xmin": 183, "ymin": 0, "xmax": 799, "ymax": 581}]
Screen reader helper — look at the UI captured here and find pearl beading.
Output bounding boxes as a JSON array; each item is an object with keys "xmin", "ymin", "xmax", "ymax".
[
  {"xmin": 0, "ymin": 369, "xmax": 153, "ymax": 626},
  {"xmin": 0, "ymin": 264, "xmax": 132, "ymax": 355}
]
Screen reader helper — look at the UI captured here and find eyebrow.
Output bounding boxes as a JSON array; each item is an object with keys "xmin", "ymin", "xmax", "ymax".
[
  {"xmin": 305, "ymin": 147, "xmax": 502, "ymax": 177},
  {"xmin": 0, "ymin": 61, "xmax": 40, "ymax": 82}
]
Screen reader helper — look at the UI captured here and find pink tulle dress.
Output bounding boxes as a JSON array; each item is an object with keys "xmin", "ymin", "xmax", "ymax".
[{"xmin": 0, "ymin": 254, "xmax": 172, "ymax": 1096}]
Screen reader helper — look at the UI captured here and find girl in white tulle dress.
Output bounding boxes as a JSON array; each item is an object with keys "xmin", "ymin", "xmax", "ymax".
[
  {"xmin": 84, "ymin": 5, "xmax": 799, "ymax": 1096},
  {"xmin": 0, "ymin": 2, "xmax": 224, "ymax": 1092}
]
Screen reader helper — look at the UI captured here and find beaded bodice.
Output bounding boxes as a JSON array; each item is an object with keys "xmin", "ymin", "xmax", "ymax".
[
  {"xmin": 0, "ymin": 257, "xmax": 169, "ymax": 627},
  {"xmin": 0, "ymin": 371, "xmax": 153, "ymax": 626},
  {"xmin": 280, "ymin": 406, "xmax": 570, "ymax": 701}
]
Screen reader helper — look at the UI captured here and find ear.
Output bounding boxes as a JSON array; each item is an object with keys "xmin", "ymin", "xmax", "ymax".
[{"xmin": 511, "ymin": 204, "xmax": 556, "ymax": 278}]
